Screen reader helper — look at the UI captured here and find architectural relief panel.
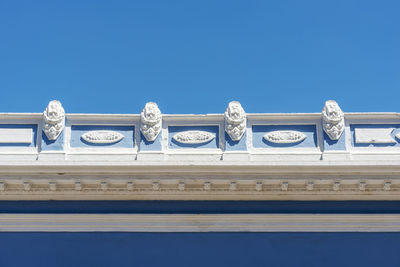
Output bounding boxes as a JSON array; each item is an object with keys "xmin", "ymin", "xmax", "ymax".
[
  {"xmin": 71, "ymin": 125, "xmax": 134, "ymax": 148},
  {"xmin": 322, "ymin": 100, "xmax": 344, "ymax": 141},
  {"xmin": 43, "ymin": 100, "xmax": 65, "ymax": 141},
  {"xmin": 81, "ymin": 131, "xmax": 124, "ymax": 144},
  {"xmin": 224, "ymin": 101, "xmax": 246, "ymax": 141},
  {"xmin": 172, "ymin": 131, "xmax": 215, "ymax": 144},
  {"xmin": 253, "ymin": 125, "xmax": 317, "ymax": 148},
  {"xmin": 140, "ymin": 102, "xmax": 162, "ymax": 142},
  {"xmin": 168, "ymin": 126, "xmax": 219, "ymax": 149},
  {"xmin": 263, "ymin": 131, "xmax": 306, "ymax": 144}
]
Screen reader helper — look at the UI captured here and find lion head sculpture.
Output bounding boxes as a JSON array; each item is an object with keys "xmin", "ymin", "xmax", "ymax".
[
  {"xmin": 225, "ymin": 101, "xmax": 246, "ymax": 141},
  {"xmin": 140, "ymin": 102, "xmax": 162, "ymax": 142},
  {"xmin": 43, "ymin": 100, "xmax": 65, "ymax": 141},
  {"xmin": 322, "ymin": 100, "xmax": 344, "ymax": 140}
]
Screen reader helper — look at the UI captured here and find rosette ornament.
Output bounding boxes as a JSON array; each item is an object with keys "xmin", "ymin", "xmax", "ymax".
[
  {"xmin": 322, "ymin": 100, "xmax": 345, "ymax": 140},
  {"xmin": 224, "ymin": 101, "xmax": 246, "ymax": 141},
  {"xmin": 43, "ymin": 100, "xmax": 65, "ymax": 141},
  {"xmin": 140, "ymin": 102, "xmax": 162, "ymax": 142}
]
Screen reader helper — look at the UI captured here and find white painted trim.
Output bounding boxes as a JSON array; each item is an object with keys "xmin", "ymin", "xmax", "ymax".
[{"xmin": 0, "ymin": 214, "xmax": 400, "ymax": 232}]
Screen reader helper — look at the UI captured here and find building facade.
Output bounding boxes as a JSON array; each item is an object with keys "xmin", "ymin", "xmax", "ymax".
[{"xmin": 0, "ymin": 100, "xmax": 400, "ymax": 266}]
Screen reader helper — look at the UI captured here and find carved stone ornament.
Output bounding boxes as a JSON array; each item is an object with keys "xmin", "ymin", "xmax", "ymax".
[
  {"xmin": 43, "ymin": 100, "xmax": 65, "ymax": 141},
  {"xmin": 172, "ymin": 130, "xmax": 215, "ymax": 144},
  {"xmin": 224, "ymin": 101, "xmax": 246, "ymax": 141},
  {"xmin": 140, "ymin": 102, "xmax": 162, "ymax": 142},
  {"xmin": 264, "ymin": 130, "xmax": 306, "ymax": 144},
  {"xmin": 81, "ymin": 131, "xmax": 124, "ymax": 144},
  {"xmin": 322, "ymin": 100, "xmax": 344, "ymax": 140}
]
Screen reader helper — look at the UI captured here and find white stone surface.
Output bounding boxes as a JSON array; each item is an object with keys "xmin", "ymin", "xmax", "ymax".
[
  {"xmin": 224, "ymin": 101, "xmax": 246, "ymax": 141},
  {"xmin": 0, "ymin": 128, "xmax": 32, "ymax": 143},
  {"xmin": 322, "ymin": 100, "xmax": 344, "ymax": 140},
  {"xmin": 355, "ymin": 128, "xmax": 396, "ymax": 144},
  {"xmin": 140, "ymin": 102, "xmax": 162, "ymax": 142},
  {"xmin": 43, "ymin": 100, "xmax": 65, "ymax": 140}
]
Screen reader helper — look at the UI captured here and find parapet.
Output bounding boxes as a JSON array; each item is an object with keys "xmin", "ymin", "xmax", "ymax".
[{"xmin": 0, "ymin": 100, "xmax": 399, "ymax": 200}]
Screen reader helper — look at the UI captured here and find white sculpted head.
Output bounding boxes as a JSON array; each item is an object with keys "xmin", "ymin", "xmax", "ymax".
[
  {"xmin": 140, "ymin": 102, "xmax": 162, "ymax": 142},
  {"xmin": 225, "ymin": 101, "xmax": 246, "ymax": 141},
  {"xmin": 322, "ymin": 100, "xmax": 344, "ymax": 140},
  {"xmin": 43, "ymin": 100, "xmax": 65, "ymax": 140}
]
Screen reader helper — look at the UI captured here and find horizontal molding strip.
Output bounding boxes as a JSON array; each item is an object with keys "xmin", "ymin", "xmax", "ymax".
[{"xmin": 1, "ymin": 214, "xmax": 400, "ymax": 232}]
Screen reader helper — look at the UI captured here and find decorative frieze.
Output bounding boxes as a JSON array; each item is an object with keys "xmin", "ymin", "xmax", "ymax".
[
  {"xmin": 152, "ymin": 181, "xmax": 160, "ymax": 191},
  {"xmin": 101, "ymin": 181, "xmax": 108, "ymax": 191},
  {"xmin": 229, "ymin": 181, "xmax": 237, "ymax": 191},
  {"xmin": 81, "ymin": 131, "xmax": 124, "ymax": 144},
  {"xmin": 140, "ymin": 102, "xmax": 162, "ymax": 142},
  {"xmin": 49, "ymin": 181, "xmax": 56, "ymax": 191},
  {"xmin": 384, "ymin": 181, "xmax": 391, "ymax": 191},
  {"xmin": 75, "ymin": 181, "xmax": 82, "ymax": 191},
  {"xmin": 359, "ymin": 181, "xmax": 366, "ymax": 191},
  {"xmin": 178, "ymin": 182, "xmax": 185, "ymax": 191},
  {"xmin": 0, "ymin": 178, "xmax": 399, "ymax": 200},
  {"xmin": 127, "ymin": 181, "xmax": 134, "ymax": 191},
  {"xmin": 306, "ymin": 181, "xmax": 314, "ymax": 191},
  {"xmin": 281, "ymin": 181, "xmax": 288, "ymax": 191},
  {"xmin": 225, "ymin": 101, "xmax": 246, "ymax": 141},
  {"xmin": 333, "ymin": 181, "xmax": 340, "ymax": 191},
  {"xmin": 322, "ymin": 100, "xmax": 344, "ymax": 140},
  {"xmin": 43, "ymin": 100, "xmax": 65, "ymax": 141},
  {"xmin": 172, "ymin": 131, "xmax": 215, "ymax": 145},
  {"xmin": 23, "ymin": 181, "xmax": 31, "ymax": 191},
  {"xmin": 204, "ymin": 181, "xmax": 211, "ymax": 191},
  {"xmin": 264, "ymin": 130, "xmax": 306, "ymax": 144},
  {"xmin": 255, "ymin": 181, "xmax": 263, "ymax": 191}
]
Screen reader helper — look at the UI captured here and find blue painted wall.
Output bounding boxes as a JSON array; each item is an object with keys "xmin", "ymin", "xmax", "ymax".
[
  {"xmin": 323, "ymin": 131, "xmax": 346, "ymax": 151},
  {"xmin": 41, "ymin": 129, "xmax": 64, "ymax": 151},
  {"xmin": 225, "ymin": 131, "xmax": 247, "ymax": 151},
  {"xmin": 1, "ymin": 232, "xmax": 400, "ymax": 267},
  {"xmin": 139, "ymin": 132, "xmax": 162, "ymax": 151}
]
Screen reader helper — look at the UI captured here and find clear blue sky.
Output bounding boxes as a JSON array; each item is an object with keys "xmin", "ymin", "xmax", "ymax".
[{"xmin": 0, "ymin": 1, "xmax": 399, "ymax": 114}]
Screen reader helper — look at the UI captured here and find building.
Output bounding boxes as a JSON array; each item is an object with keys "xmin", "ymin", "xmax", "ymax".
[{"xmin": 0, "ymin": 100, "xmax": 399, "ymax": 266}]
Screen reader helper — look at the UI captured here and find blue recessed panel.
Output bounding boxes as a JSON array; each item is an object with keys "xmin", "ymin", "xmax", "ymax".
[
  {"xmin": 351, "ymin": 124, "xmax": 400, "ymax": 147},
  {"xmin": 139, "ymin": 132, "xmax": 162, "ymax": 151},
  {"xmin": 323, "ymin": 131, "xmax": 346, "ymax": 151},
  {"xmin": 225, "ymin": 131, "xmax": 247, "ymax": 151},
  {"xmin": 168, "ymin": 126, "xmax": 219, "ymax": 149},
  {"xmin": 0, "ymin": 124, "xmax": 37, "ymax": 147},
  {"xmin": 70, "ymin": 125, "xmax": 135, "ymax": 148},
  {"xmin": 252, "ymin": 125, "xmax": 317, "ymax": 148}
]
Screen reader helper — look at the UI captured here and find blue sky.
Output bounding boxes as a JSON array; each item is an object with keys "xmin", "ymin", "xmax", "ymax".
[{"xmin": 0, "ymin": 1, "xmax": 399, "ymax": 114}]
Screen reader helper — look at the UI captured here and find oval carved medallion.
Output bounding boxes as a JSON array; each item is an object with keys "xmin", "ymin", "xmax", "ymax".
[
  {"xmin": 264, "ymin": 130, "xmax": 306, "ymax": 144},
  {"xmin": 81, "ymin": 131, "xmax": 124, "ymax": 144},
  {"xmin": 172, "ymin": 131, "xmax": 215, "ymax": 145}
]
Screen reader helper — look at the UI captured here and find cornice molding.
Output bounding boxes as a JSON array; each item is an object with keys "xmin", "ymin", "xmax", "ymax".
[
  {"xmin": 1, "ymin": 214, "xmax": 400, "ymax": 232},
  {"xmin": 0, "ymin": 176, "xmax": 399, "ymax": 200}
]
